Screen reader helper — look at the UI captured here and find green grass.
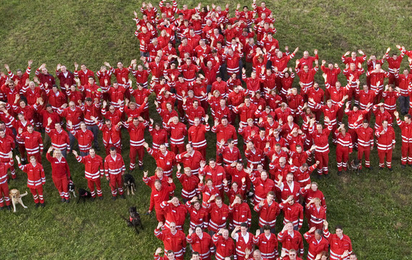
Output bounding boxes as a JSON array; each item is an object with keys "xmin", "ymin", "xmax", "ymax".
[{"xmin": 1, "ymin": 0, "xmax": 412, "ymax": 259}]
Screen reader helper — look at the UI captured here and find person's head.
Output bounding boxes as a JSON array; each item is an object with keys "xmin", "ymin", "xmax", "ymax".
[
  {"xmin": 405, "ymin": 114, "xmax": 412, "ymax": 124},
  {"xmin": 109, "ymin": 147, "xmax": 117, "ymax": 156},
  {"xmin": 314, "ymin": 229, "xmax": 323, "ymax": 240},
  {"xmin": 53, "ymin": 148, "xmax": 62, "ymax": 158},
  {"xmin": 261, "ymin": 171, "xmax": 268, "ymax": 181},
  {"xmin": 253, "ymin": 249, "xmax": 262, "ymax": 260},
  {"xmin": 350, "ymin": 63, "xmax": 356, "ymax": 71},
  {"xmin": 221, "ymin": 229, "xmax": 229, "ymax": 239},
  {"xmin": 266, "ymin": 191, "xmax": 275, "ymax": 203},
  {"xmin": 27, "ymin": 124, "xmax": 34, "ymax": 133},
  {"xmin": 209, "ymin": 158, "xmax": 216, "ymax": 168},
  {"xmin": 105, "ymin": 119, "xmax": 112, "ymax": 127},
  {"xmin": 88, "ymin": 76, "xmax": 94, "ymax": 84},
  {"xmin": 335, "ymin": 225, "xmax": 344, "ymax": 238},
  {"xmin": 89, "ymin": 148, "xmax": 96, "ymax": 157},
  {"xmin": 155, "ymin": 167, "xmax": 164, "ymax": 178},
  {"xmin": 244, "ymin": 97, "xmax": 251, "ymax": 106},
  {"xmin": 165, "ymin": 250, "xmax": 175, "ymax": 259},
  {"xmin": 133, "ymin": 117, "xmax": 139, "ymax": 126},
  {"xmin": 30, "ymin": 156, "xmax": 37, "ymax": 165},
  {"xmin": 80, "ymin": 122, "xmax": 86, "ymax": 131},
  {"xmin": 195, "ymin": 226, "xmax": 203, "ymax": 236},
  {"xmin": 279, "ymin": 157, "xmax": 286, "ymax": 166},
  {"xmin": 263, "ymin": 225, "xmax": 271, "ymax": 235},
  {"xmin": 285, "ymin": 222, "xmax": 294, "ymax": 232},
  {"xmin": 311, "ymin": 182, "xmax": 319, "ymax": 191},
  {"xmin": 227, "ymin": 138, "xmax": 235, "ymax": 149},
  {"xmin": 316, "ymin": 123, "xmax": 323, "ymax": 133},
  {"xmin": 349, "ymin": 253, "xmax": 358, "ymax": 260},
  {"xmin": 186, "ymin": 143, "xmax": 193, "ymax": 153},
  {"xmin": 0, "ymin": 129, "xmax": 4, "ymax": 138},
  {"xmin": 286, "ymin": 172, "xmax": 294, "ymax": 183},
  {"xmin": 55, "ymin": 122, "xmax": 62, "ymax": 131},
  {"xmin": 171, "ymin": 197, "xmax": 179, "ymax": 207},
  {"xmin": 193, "ymin": 117, "xmax": 200, "ymax": 126},
  {"xmin": 379, "ymin": 104, "xmax": 385, "ymax": 112},
  {"xmin": 288, "ymin": 249, "xmax": 297, "ymax": 260},
  {"xmin": 154, "ymin": 179, "xmax": 162, "ymax": 190},
  {"xmin": 382, "ymin": 120, "xmax": 388, "ymax": 128},
  {"xmin": 215, "ymin": 196, "xmax": 223, "ymax": 207},
  {"xmin": 314, "ymin": 197, "xmax": 321, "ymax": 206},
  {"xmin": 240, "ymin": 222, "xmax": 248, "ymax": 233}
]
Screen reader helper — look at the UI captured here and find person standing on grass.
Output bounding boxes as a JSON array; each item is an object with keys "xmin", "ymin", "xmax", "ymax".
[
  {"xmin": 155, "ymin": 222, "xmax": 186, "ymax": 260},
  {"xmin": 0, "ymin": 153, "xmax": 14, "ymax": 210},
  {"xmin": 73, "ymin": 148, "xmax": 104, "ymax": 200},
  {"xmin": 46, "ymin": 147, "xmax": 71, "ymax": 203},
  {"xmin": 154, "ymin": 248, "xmax": 176, "ymax": 260},
  {"xmin": 394, "ymin": 111, "xmax": 412, "ymax": 168},
  {"xmin": 104, "ymin": 147, "xmax": 126, "ymax": 200},
  {"xmin": 187, "ymin": 226, "xmax": 214, "ymax": 260},
  {"xmin": 375, "ymin": 119, "xmax": 396, "ymax": 170},
  {"xmin": 16, "ymin": 154, "xmax": 46, "ymax": 208},
  {"xmin": 323, "ymin": 221, "xmax": 353, "ymax": 260}
]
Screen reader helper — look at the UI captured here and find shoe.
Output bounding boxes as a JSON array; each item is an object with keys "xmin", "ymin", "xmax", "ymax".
[
  {"xmin": 139, "ymin": 165, "xmax": 144, "ymax": 170},
  {"xmin": 35, "ymin": 203, "xmax": 40, "ymax": 208},
  {"xmin": 6, "ymin": 206, "xmax": 11, "ymax": 211},
  {"xmin": 0, "ymin": 207, "xmax": 3, "ymax": 211},
  {"xmin": 337, "ymin": 171, "xmax": 342, "ymax": 176},
  {"xmin": 316, "ymin": 174, "xmax": 322, "ymax": 179},
  {"xmin": 325, "ymin": 174, "xmax": 330, "ymax": 178},
  {"xmin": 99, "ymin": 196, "xmax": 103, "ymax": 200},
  {"xmin": 401, "ymin": 164, "xmax": 406, "ymax": 169},
  {"xmin": 61, "ymin": 198, "xmax": 66, "ymax": 202},
  {"xmin": 379, "ymin": 167, "xmax": 384, "ymax": 171},
  {"xmin": 409, "ymin": 164, "xmax": 412, "ymax": 167},
  {"xmin": 112, "ymin": 196, "xmax": 117, "ymax": 201},
  {"xmin": 120, "ymin": 194, "xmax": 126, "ymax": 199},
  {"xmin": 66, "ymin": 199, "xmax": 70, "ymax": 203},
  {"xmin": 90, "ymin": 197, "xmax": 95, "ymax": 202},
  {"xmin": 388, "ymin": 168, "xmax": 393, "ymax": 172},
  {"xmin": 40, "ymin": 203, "xmax": 45, "ymax": 208},
  {"xmin": 368, "ymin": 166, "xmax": 373, "ymax": 170}
]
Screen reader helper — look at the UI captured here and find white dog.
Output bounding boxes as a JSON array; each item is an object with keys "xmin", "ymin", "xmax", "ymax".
[{"xmin": 9, "ymin": 189, "xmax": 28, "ymax": 212}]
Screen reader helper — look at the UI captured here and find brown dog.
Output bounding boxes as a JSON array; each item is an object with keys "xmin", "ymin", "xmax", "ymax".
[{"xmin": 9, "ymin": 189, "xmax": 28, "ymax": 212}]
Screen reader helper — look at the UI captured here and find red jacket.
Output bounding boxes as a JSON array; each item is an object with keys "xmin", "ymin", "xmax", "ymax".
[
  {"xmin": 204, "ymin": 202, "xmax": 230, "ymax": 232},
  {"xmin": 154, "ymin": 228, "xmax": 186, "ymax": 259},
  {"xmin": 375, "ymin": 126, "xmax": 395, "ymax": 151},
  {"xmin": 199, "ymin": 165, "xmax": 226, "ymax": 191},
  {"xmin": 167, "ymin": 122, "xmax": 187, "ymax": 146},
  {"xmin": 280, "ymin": 202, "xmax": 304, "ymax": 229},
  {"xmin": 303, "ymin": 232, "xmax": 330, "ymax": 260},
  {"xmin": 212, "ymin": 233, "xmax": 235, "ymax": 260},
  {"xmin": 277, "ymin": 230, "xmax": 304, "ymax": 256},
  {"xmin": 45, "ymin": 127, "xmax": 70, "ymax": 151},
  {"xmin": 211, "ymin": 124, "xmax": 238, "ymax": 147},
  {"xmin": 76, "ymin": 154, "xmax": 104, "ymax": 180},
  {"xmin": 176, "ymin": 150, "xmax": 204, "ymax": 175},
  {"xmin": 253, "ymin": 233, "xmax": 278, "ymax": 260},
  {"xmin": 147, "ymin": 148, "xmax": 176, "ymax": 176},
  {"xmin": 125, "ymin": 121, "xmax": 148, "ymax": 147},
  {"xmin": 186, "ymin": 232, "xmax": 214, "ymax": 260},
  {"xmin": 307, "ymin": 204, "xmax": 327, "ymax": 230},
  {"xmin": 254, "ymin": 200, "xmax": 280, "ymax": 228},
  {"xmin": 219, "ymin": 146, "xmax": 242, "ymax": 165},
  {"xmin": 98, "ymin": 122, "xmax": 121, "ymax": 147},
  {"xmin": 160, "ymin": 201, "xmax": 188, "ymax": 230},
  {"xmin": 46, "ymin": 154, "xmax": 71, "ymax": 179},
  {"xmin": 250, "ymin": 176, "xmax": 276, "ymax": 204},
  {"xmin": 58, "ymin": 107, "xmax": 83, "ymax": 129},
  {"xmin": 16, "ymin": 131, "xmax": 43, "ymax": 155},
  {"xmin": 229, "ymin": 202, "xmax": 252, "ymax": 227},
  {"xmin": 177, "ymin": 172, "xmax": 199, "ymax": 200},
  {"xmin": 71, "ymin": 129, "xmax": 94, "ymax": 152},
  {"xmin": 149, "ymin": 183, "xmax": 176, "ymax": 212},
  {"xmin": 0, "ymin": 160, "xmax": 13, "ymax": 185},
  {"xmin": 185, "ymin": 201, "xmax": 209, "ymax": 230},
  {"xmin": 149, "ymin": 125, "xmax": 168, "ymax": 149},
  {"xmin": 104, "ymin": 154, "xmax": 125, "ymax": 177},
  {"xmin": 188, "ymin": 124, "xmax": 210, "ymax": 149},
  {"xmin": 233, "ymin": 232, "xmax": 256, "ymax": 259},
  {"xmin": 324, "ymin": 229, "xmax": 352, "ymax": 260}
]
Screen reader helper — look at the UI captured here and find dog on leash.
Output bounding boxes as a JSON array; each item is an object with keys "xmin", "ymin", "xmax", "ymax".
[
  {"xmin": 77, "ymin": 188, "xmax": 92, "ymax": 203},
  {"xmin": 123, "ymin": 174, "xmax": 136, "ymax": 195},
  {"xmin": 9, "ymin": 189, "xmax": 28, "ymax": 212},
  {"xmin": 121, "ymin": 206, "xmax": 144, "ymax": 234},
  {"xmin": 68, "ymin": 180, "xmax": 77, "ymax": 198}
]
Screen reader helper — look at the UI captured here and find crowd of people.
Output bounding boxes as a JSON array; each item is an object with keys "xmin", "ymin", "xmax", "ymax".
[{"xmin": 1, "ymin": 0, "xmax": 412, "ymax": 259}]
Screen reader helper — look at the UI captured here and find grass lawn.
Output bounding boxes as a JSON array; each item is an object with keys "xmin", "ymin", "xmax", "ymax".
[{"xmin": 0, "ymin": 0, "xmax": 412, "ymax": 259}]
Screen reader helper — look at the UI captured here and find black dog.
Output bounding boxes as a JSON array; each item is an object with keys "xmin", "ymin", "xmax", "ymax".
[
  {"xmin": 68, "ymin": 180, "xmax": 76, "ymax": 198},
  {"xmin": 77, "ymin": 188, "xmax": 92, "ymax": 203},
  {"xmin": 123, "ymin": 174, "xmax": 136, "ymax": 195},
  {"xmin": 121, "ymin": 206, "xmax": 144, "ymax": 234}
]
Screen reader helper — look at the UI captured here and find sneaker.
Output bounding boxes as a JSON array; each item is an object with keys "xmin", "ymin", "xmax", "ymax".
[
  {"xmin": 337, "ymin": 171, "xmax": 342, "ymax": 176},
  {"xmin": 40, "ymin": 203, "xmax": 45, "ymax": 208},
  {"xmin": 112, "ymin": 196, "xmax": 117, "ymax": 201},
  {"xmin": 61, "ymin": 198, "xmax": 66, "ymax": 203},
  {"xmin": 0, "ymin": 207, "xmax": 4, "ymax": 211},
  {"xmin": 66, "ymin": 199, "xmax": 70, "ymax": 203},
  {"xmin": 120, "ymin": 194, "xmax": 126, "ymax": 199},
  {"xmin": 401, "ymin": 164, "xmax": 406, "ymax": 169},
  {"xmin": 379, "ymin": 167, "xmax": 384, "ymax": 171},
  {"xmin": 317, "ymin": 174, "xmax": 322, "ymax": 179},
  {"xmin": 6, "ymin": 205, "xmax": 11, "ymax": 211},
  {"xmin": 90, "ymin": 197, "xmax": 95, "ymax": 202},
  {"xmin": 139, "ymin": 165, "xmax": 144, "ymax": 170},
  {"xmin": 35, "ymin": 203, "xmax": 40, "ymax": 208},
  {"xmin": 388, "ymin": 168, "xmax": 393, "ymax": 172},
  {"xmin": 99, "ymin": 196, "xmax": 103, "ymax": 200}
]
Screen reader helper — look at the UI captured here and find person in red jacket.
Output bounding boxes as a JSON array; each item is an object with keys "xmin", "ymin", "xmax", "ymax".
[
  {"xmin": 334, "ymin": 124, "xmax": 353, "ymax": 175},
  {"xmin": 176, "ymin": 144, "xmax": 204, "ymax": 176},
  {"xmin": 375, "ymin": 120, "xmax": 396, "ymax": 170},
  {"xmin": 147, "ymin": 175, "xmax": 176, "ymax": 222},
  {"xmin": 203, "ymin": 195, "xmax": 230, "ymax": 234},
  {"xmin": 304, "ymin": 227, "xmax": 330, "ymax": 260},
  {"xmin": 187, "ymin": 226, "xmax": 214, "ymax": 260},
  {"xmin": 355, "ymin": 119, "xmax": 374, "ymax": 170},
  {"xmin": 309, "ymin": 118, "xmax": 332, "ymax": 177},
  {"xmin": 394, "ymin": 111, "xmax": 412, "ymax": 167},
  {"xmin": 231, "ymin": 223, "xmax": 256, "ymax": 260},
  {"xmin": 104, "ymin": 147, "xmax": 126, "ymax": 200},
  {"xmin": 93, "ymin": 117, "xmax": 122, "ymax": 154},
  {"xmin": 166, "ymin": 116, "xmax": 187, "ymax": 154},
  {"xmin": 154, "ymin": 247, "xmax": 176, "ymax": 260},
  {"xmin": 124, "ymin": 116, "xmax": 148, "ymax": 171},
  {"xmin": 323, "ymin": 221, "xmax": 353, "ymax": 260},
  {"xmin": 250, "ymin": 170, "xmax": 276, "ymax": 205},
  {"xmin": 16, "ymin": 154, "xmax": 46, "ymax": 207},
  {"xmin": 46, "ymin": 147, "xmax": 71, "ymax": 203},
  {"xmin": 188, "ymin": 116, "xmax": 210, "ymax": 158},
  {"xmin": 149, "ymin": 119, "xmax": 169, "ymax": 150},
  {"xmin": 176, "ymin": 164, "xmax": 199, "ymax": 202},
  {"xmin": 306, "ymin": 197, "xmax": 327, "ymax": 230},
  {"xmin": 57, "ymin": 101, "xmax": 84, "ymax": 149},
  {"xmin": 73, "ymin": 149, "xmax": 104, "ymax": 200},
  {"xmin": 185, "ymin": 197, "xmax": 209, "ymax": 230},
  {"xmin": 45, "ymin": 118, "xmax": 70, "ymax": 158},
  {"xmin": 161, "ymin": 196, "xmax": 188, "ymax": 230},
  {"xmin": 254, "ymin": 225, "xmax": 279, "ymax": 260},
  {"xmin": 68, "ymin": 121, "xmax": 94, "ymax": 156},
  {"xmin": 277, "ymin": 222, "xmax": 304, "ymax": 257},
  {"xmin": 0, "ymin": 129, "xmax": 15, "ymax": 179},
  {"xmin": 279, "ymin": 196, "xmax": 304, "ymax": 230},
  {"xmin": 254, "ymin": 191, "xmax": 280, "ymax": 233},
  {"xmin": 218, "ymin": 138, "xmax": 242, "ymax": 166},
  {"xmin": 229, "ymin": 194, "xmax": 252, "ymax": 229},
  {"xmin": 0, "ymin": 154, "xmax": 14, "ymax": 210},
  {"xmin": 145, "ymin": 143, "xmax": 176, "ymax": 177},
  {"xmin": 212, "ymin": 228, "xmax": 235, "ymax": 260},
  {"xmin": 155, "ymin": 221, "xmax": 186, "ymax": 260},
  {"xmin": 16, "ymin": 124, "xmax": 43, "ymax": 163}
]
